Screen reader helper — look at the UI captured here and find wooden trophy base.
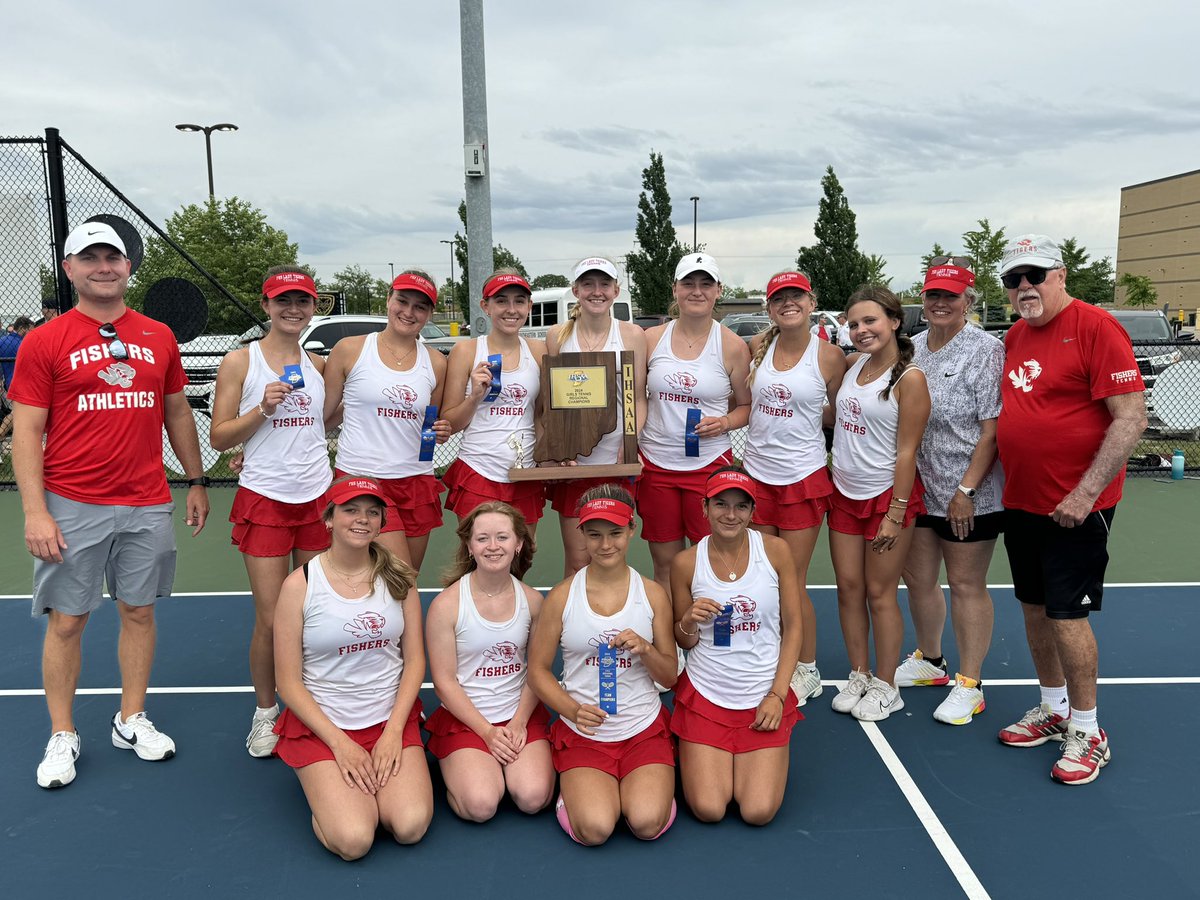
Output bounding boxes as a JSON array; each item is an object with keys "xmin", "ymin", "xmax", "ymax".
[{"xmin": 507, "ymin": 461, "xmax": 642, "ymax": 482}]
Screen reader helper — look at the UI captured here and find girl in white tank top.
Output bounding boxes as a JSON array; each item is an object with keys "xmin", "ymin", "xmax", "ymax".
[
  {"xmin": 442, "ymin": 272, "xmax": 547, "ymax": 531},
  {"xmin": 425, "ymin": 501, "xmax": 554, "ymax": 821},
  {"xmin": 526, "ymin": 486, "xmax": 680, "ymax": 845},
  {"xmin": 210, "ymin": 269, "xmax": 334, "ymax": 759},
  {"xmin": 828, "ymin": 288, "xmax": 930, "ymax": 725},
  {"xmin": 670, "ymin": 466, "xmax": 803, "ymax": 825}
]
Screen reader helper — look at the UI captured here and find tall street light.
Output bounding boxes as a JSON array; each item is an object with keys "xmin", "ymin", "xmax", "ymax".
[
  {"xmin": 440, "ymin": 238, "xmax": 456, "ymax": 302},
  {"xmin": 175, "ymin": 123, "xmax": 239, "ymax": 200},
  {"xmin": 690, "ymin": 196, "xmax": 700, "ymax": 251},
  {"xmin": 389, "ymin": 262, "xmax": 395, "ymax": 282}
]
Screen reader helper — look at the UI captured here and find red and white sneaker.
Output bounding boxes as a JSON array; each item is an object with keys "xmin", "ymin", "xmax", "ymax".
[
  {"xmin": 1051, "ymin": 727, "xmax": 1111, "ymax": 785},
  {"xmin": 997, "ymin": 703, "xmax": 1068, "ymax": 747}
]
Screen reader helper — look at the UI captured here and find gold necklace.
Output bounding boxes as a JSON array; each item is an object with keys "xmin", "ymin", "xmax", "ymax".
[
  {"xmin": 473, "ymin": 573, "xmax": 511, "ymax": 598},
  {"xmin": 576, "ymin": 325, "xmax": 607, "ymax": 353},
  {"xmin": 709, "ymin": 536, "xmax": 747, "ymax": 581},
  {"xmin": 325, "ymin": 556, "xmax": 372, "ymax": 588},
  {"xmin": 380, "ymin": 336, "xmax": 417, "ymax": 369},
  {"xmin": 677, "ymin": 324, "xmax": 709, "ymax": 351},
  {"xmin": 863, "ymin": 354, "xmax": 897, "ymax": 382}
]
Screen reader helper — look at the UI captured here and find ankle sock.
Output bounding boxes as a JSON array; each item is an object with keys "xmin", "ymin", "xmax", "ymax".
[
  {"xmin": 1070, "ymin": 707, "xmax": 1098, "ymax": 733},
  {"xmin": 1041, "ymin": 684, "xmax": 1069, "ymax": 716},
  {"xmin": 255, "ymin": 704, "xmax": 280, "ymax": 719}
]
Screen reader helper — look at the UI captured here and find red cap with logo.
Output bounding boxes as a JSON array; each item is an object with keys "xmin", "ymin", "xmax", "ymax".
[
  {"xmin": 263, "ymin": 271, "xmax": 318, "ymax": 300},
  {"xmin": 766, "ymin": 271, "xmax": 813, "ymax": 299},
  {"xmin": 922, "ymin": 265, "xmax": 975, "ymax": 296},
  {"xmin": 391, "ymin": 272, "xmax": 438, "ymax": 306},
  {"xmin": 483, "ymin": 273, "xmax": 532, "ymax": 298},
  {"xmin": 327, "ymin": 476, "xmax": 388, "ymax": 506},
  {"xmin": 704, "ymin": 469, "xmax": 757, "ymax": 501},
  {"xmin": 577, "ymin": 497, "xmax": 636, "ymax": 528}
]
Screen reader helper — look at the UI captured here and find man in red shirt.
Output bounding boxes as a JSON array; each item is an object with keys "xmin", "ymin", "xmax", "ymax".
[
  {"xmin": 994, "ymin": 234, "xmax": 1146, "ymax": 785},
  {"xmin": 9, "ymin": 222, "xmax": 210, "ymax": 789}
]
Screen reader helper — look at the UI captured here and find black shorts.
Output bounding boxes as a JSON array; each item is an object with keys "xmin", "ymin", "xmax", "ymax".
[
  {"xmin": 1003, "ymin": 507, "xmax": 1115, "ymax": 619},
  {"xmin": 915, "ymin": 510, "xmax": 1006, "ymax": 543}
]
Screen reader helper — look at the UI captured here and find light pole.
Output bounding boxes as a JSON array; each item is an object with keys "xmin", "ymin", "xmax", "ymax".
[
  {"xmin": 690, "ymin": 196, "xmax": 700, "ymax": 251},
  {"xmin": 175, "ymin": 123, "xmax": 239, "ymax": 200},
  {"xmin": 389, "ymin": 262, "xmax": 395, "ymax": 282},
  {"xmin": 440, "ymin": 238, "xmax": 456, "ymax": 308}
]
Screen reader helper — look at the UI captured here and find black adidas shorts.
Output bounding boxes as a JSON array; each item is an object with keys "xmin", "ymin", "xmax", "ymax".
[{"xmin": 1003, "ymin": 507, "xmax": 1115, "ymax": 619}]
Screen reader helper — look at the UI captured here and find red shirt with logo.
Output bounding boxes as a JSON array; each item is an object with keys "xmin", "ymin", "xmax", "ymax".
[
  {"xmin": 997, "ymin": 299, "xmax": 1143, "ymax": 515},
  {"xmin": 8, "ymin": 307, "xmax": 187, "ymax": 506}
]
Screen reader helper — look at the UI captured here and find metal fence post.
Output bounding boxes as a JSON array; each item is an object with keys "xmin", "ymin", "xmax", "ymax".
[{"xmin": 44, "ymin": 127, "xmax": 71, "ymax": 314}]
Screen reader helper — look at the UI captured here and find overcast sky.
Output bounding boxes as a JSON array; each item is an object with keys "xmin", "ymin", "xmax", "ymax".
[{"xmin": 6, "ymin": 0, "xmax": 1198, "ymax": 299}]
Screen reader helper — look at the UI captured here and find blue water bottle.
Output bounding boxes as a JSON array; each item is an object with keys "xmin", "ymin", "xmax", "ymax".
[{"xmin": 1171, "ymin": 449, "xmax": 1185, "ymax": 481}]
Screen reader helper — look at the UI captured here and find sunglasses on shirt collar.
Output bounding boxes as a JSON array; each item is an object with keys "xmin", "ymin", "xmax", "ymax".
[{"xmin": 98, "ymin": 322, "xmax": 128, "ymax": 361}]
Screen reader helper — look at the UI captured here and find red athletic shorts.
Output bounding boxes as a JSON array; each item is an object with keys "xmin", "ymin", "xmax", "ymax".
[
  {"xmin": 549, "ymin": 475, "xmax": 639, "ymax": 519},
  {"xmin": 751, "ymin": 467, "xmax": 834, "ymax": 532},
  {"xmin": 424, "ymin": 703, "xmax": 551, "ymax": 760},
  {"xmin": 637, "ymin": 452, "xmax": 734, "ymax": 544},
  {"xmin": 670, "ymin": 671, "xmax": 800, "ymax": 754},
  {"xmin": 333, "ymin": 468, "xmax": 444, "ymax": 537},
  {"xmin": 549, "ymin": 705, "xmax": 675, "ymax": 778},
  {"xmin": 828, "ymin": 478, "xmax": 926, "ymax": 540},
  {"xmin": 273, "ymin": 700, "xmax": 424, "ymax": 769},
  {"xmin": 442, "ymin": 459, "xmax": 545, "ymax": 525},
  {"xmin": 229, "ymin": 486, "xmax": 330, "ymax": 558}
]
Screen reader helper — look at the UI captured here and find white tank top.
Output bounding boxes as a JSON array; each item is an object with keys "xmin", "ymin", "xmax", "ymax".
[
  {"xmin": 336, "ymin": 333, "xmax": 437, "ymax": 479},
  {"xmin": 238, "ymin": 342, "xmax": 331, "ymax": 503},
  {"xmin": 457, "ymin": 336, "xmax": 540, "ymax": 482},
  {"xmin": 640, "ymin": 321, "xmax": 732, "ymax": 470},
  {"xmin": 559, "ymin": 566, "xmax": 662, "ymax": 742},
  {"xmin": 742, "ymin": 335, "xmax": 828, "ymax": 485},
  {"xmin": 683, "ymin": 531, "xmax": 783, "ymax": 709},
  {"xmin": 453, "ymin": 574, "xmax": 530, "ymax": 724},
  {"xmin": 301, "ymin": 556, "xmax": 405, "ymax": 730},
  {"xmin": 832, "ymin": 356, "xmax": 917, "ymax": 499},
  {"xmin": 560, "ymin": 318, "xmax": 626, "ymax": 465}
]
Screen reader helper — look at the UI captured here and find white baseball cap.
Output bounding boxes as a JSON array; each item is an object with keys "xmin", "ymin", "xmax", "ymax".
[
  {"xmin": 572, "ymin": 256, "xmax": 619, "ymax": 282},
  {"xmin": 999, "ymin": 234, "xmax": 1063, "ymax": 276},
  {"xmin": 675, "ymin": 252, "xmax": 720, "ymax": 282},
  {"xmin": 64, "ymin": 222, "xmax": 127, "ymax": 257}
]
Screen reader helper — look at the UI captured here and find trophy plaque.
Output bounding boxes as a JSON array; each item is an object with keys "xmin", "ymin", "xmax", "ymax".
[{"xmin": 507, "ymin": 351, "xmax": 641, "ymax": 481}]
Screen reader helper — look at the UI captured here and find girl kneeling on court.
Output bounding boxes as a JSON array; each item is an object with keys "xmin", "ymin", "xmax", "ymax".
[
  {"xmin": 527, "ymin": 486, "xmax": 679, "ymax": 845},
  {"xmin": 670, "ymin": 467, "xmax": 803, "ymax": 825},
  {"xmin": 273, "ymin": 476, "xmax": 432, "ymax": 859},
  {"xmin": 424, "ymin": 501, "xmax": 555, "ymax": 821}
]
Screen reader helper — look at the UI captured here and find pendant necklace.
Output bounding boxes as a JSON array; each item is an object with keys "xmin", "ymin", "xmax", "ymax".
[{"xmin": 710, "ymin": 536, "xmax": 747, "ymax": 581}]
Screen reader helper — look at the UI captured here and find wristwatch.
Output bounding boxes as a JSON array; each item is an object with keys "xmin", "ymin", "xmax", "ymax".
[
  {"xmin": 957, "ymin": 484, "xmax": 977, "ymax": 499},
  {"xmin": 187, "ymin": 477, "xmax": 211, "ymax": 488}
]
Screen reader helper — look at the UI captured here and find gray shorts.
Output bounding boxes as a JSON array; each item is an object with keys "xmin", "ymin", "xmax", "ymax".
[{"xmin": 32, "ymin": 492, "xmax": 177, "ymax": 618}]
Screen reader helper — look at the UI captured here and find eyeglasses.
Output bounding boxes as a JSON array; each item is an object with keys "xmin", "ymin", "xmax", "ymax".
[
  {"xmin": 930, "ymin": 255, "xmax": 972, "ymax": 268},
  {"xmin": 1000, "ymin": 266, "xmax": 1059, "ymax": 290},
  {"xmin": 98, "ymin": 322, "xmax": 128, "ymax": 360}
]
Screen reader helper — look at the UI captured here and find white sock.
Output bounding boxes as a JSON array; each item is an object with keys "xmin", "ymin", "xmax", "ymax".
[
  {"xmin": 1070, "ymin": 707, "xmax": 1098, "ymax": 733},
  {"xmin": 1040, "ymin": 684, "xmax": 1069, "ymax": 715},
  {"xmin": 255, "ymin": 704, "xmax": 279, "ymax": 719},
  {"xmin": 798, "ymin": 660, "xmax": 817, "ymax": 671}
]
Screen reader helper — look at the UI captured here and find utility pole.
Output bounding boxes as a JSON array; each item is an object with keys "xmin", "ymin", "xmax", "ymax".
[{"xmin": 460, "ymin": 0, "xmax": 493, "ymax": 337}]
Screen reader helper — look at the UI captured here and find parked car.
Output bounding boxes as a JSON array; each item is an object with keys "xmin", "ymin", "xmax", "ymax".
[
  {"xmin": 722, "ymin": 313, "xmax": 772, "ymax": 343},
  {"xmin": 1107, "ymin": 309, "xmax": 1182, "ymax": 411},
  {"xmin": 634, "ymin": 314, "xmax": 671, "ymax": 329},
  {"xmin": 179, "ymin": 334, "xmax": 240, "ymax": 410},
  {"xmin": 811, "ymin": 310, "xmax": 841, "ymax": 340},
  {"xmin": 900, "ymin": 304, "xmax": 928, "ymax": 337},
  {"xmin": 419, "ymin": 321, "xmax": 464, "ymax": 355},
  {"xmin": 238, "ymin": 315, "xmax": 461, "ymax": 355}
]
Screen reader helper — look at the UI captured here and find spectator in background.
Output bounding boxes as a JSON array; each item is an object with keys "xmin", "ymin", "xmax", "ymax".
[
  {"xmin": 0, "ymin": 316, "xmax": 35, "ymax": 449},
  {"xmin": 836, "ymin": 313, "xmax": 853, "ymax": 350},
  {"xmin": 37, "ymin": 299, "xmax": 61, "ymax": 327}
]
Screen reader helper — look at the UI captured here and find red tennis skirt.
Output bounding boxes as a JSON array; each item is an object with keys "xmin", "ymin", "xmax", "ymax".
[
  {"xmin": 670, "ymin": 671, "xmax": 800, "ymax": 754},
  {"xmin": 229, "ymin": 487, "xmax": 330, "ymax": 558},
  {"xmin": 549, "ymin": 705, "xmax": 675, "ymax": 779},
  {"xmin": 442, "ymin": 458, "xmax": 545, "ymax": 524},
  {"xmin": 751, "ymin": 467, "xmax": 833, "ymax": 532},
  {"xmin": 424, "ymin": 703, "xmax": 551, "ymax": 760},
  {"xmin": 273, "ymin": 700, "xmax": 424, "ymax": 769},
  {"xmin": 333, "ymin": 468, "xmax": 444, "ymax": 537},
  {"xmin": 828, "ymin": 478, "xmax": 926, "ymax": 540}
]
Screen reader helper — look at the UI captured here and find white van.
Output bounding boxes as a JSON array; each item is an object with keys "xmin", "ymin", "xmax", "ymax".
[{"xmin": 519, "ymin": 287, "xmax": 633, "ymax": 340}]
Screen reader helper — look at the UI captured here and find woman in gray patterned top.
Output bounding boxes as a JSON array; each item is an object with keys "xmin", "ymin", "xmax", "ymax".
[{"xmin": 898, "ymin": 259, "xmax": 1005, "ymax": 727}]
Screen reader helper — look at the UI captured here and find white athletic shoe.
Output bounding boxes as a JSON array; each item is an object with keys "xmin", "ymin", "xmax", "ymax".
[
  {"xmin": 246, "ymin": 706, "xmax": 281, "ymax": 758},
  {"xmin": 790, "ymin": 664, "xmax": 823, "ymax": 707},
  {"xmin": 37, "ymin": 730, "xmax": 81, "ymax": 789},
  {"xmin": 894, "ymin": 650, "xmax": 950, "ymax": 687},
  {"xmin": 851, "ymin": 677, "xmax": 905, "ymax": 722},
  {"xmin": 111, "ymin": 712, "xmax": 176, "ymax": 761},
  {"xmin": 831, "ymin": 670, "xmax": 872, "ymax": 714},
  {"xmin": 933, "ymin": 675, "xmax": 986, "ymax": 725}
]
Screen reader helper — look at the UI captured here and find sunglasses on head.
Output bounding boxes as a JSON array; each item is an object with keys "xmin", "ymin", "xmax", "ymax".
[
  {"xmin": 98, "ymin": 322, "xmax": 128, "ymax": 361},
  {"xmin": 1001, "ymin": 266, "xmax": 1058, "ymax": 290},
  {"xmin": 930, "ymin": 255, "xmax": 972, "ymax": 268}
]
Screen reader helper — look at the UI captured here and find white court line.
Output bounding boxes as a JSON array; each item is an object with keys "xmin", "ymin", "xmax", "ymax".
[
  {"xmin": 859, "ymin": 719, "xmax": 991, "ymax": 900},
  {"xmin": 2, "ymin": 676, "xmax": 1197, "ymax": 699}
]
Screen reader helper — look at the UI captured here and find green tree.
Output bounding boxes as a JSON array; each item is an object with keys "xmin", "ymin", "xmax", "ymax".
[
  {"xmin": 961, "ymin": 219, "xmax": 1007, "ymax": 322},
  {"xmin": 1118, "ymin": 272, "xmax": 1158, "ymax": 308},
  {"xmin": 38, "ymin": 263, "xmax": 57, "ymax": 302},
  {"xmin": 127, "ymin": 197, "xmax": 297, "ymax": 334},
  {"xmin": 531, "ymin": 273, "xmax": 569, "ymax": 290},
  {"xmin": 329, "ymin": 264, "xmax": 389, "ymax": 315},
  {"xmin": 1060, "ymin": 237, "xmax": 1115, "ymax": 305},
  {"xmin": 909, "ymin": 242, "xmax": 952, "ymax": 296},
  {"xmin": 796, "ymin": 166, "xmax": 870, "ymax": 310},
  {"xmin": 451, "ymin": 201, "xmax": 529, "ymax": 322},
  {"xmin": 863, "ymin": 253, "xmax": 891, "ymax": 288},
  {"xmin": 625, "ymin": 152, "xmax": 685, "ymax": 315}
]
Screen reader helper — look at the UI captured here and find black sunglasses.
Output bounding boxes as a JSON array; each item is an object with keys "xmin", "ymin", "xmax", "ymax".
[
  {"xmin": 1001, "ymin": 266, "xmax": 1058, "ymax": 290},
  {"xmin": 930, "ymin": 255, "xmax": 973, "ymax": 268},
  {"xmin": 98, "ymin": 322, "xmax": 128, "ymax": 361}
]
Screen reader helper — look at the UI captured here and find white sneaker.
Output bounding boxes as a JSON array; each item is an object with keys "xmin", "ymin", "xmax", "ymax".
[
  {"xmin": 851, "ymin": 677, "xmax": 905, "ymax": 722},
  {"xmin": 933, "ymin": 675, "xmax": 986, "ymax": 725},
  {"xmin": 111, "ymin": 712, "xmax": 176, "ymax": 761},
  {"xmin": 790, "ymin": 663, "xmax": 823, "ymax": 707},
  {"xmin": 37, "ymin": 730, "xmax": 80, "ymax": 789},
  {"xmin": 894, "ymin": 650, "xmax": 950, "ymax": 687},
  {"xmin": 246, "ymin": 706, "xmax": 280, "ymax": 758},
  {"xmin": 831, "ymin": 670, "xmax": 872, "ymax": 714}
]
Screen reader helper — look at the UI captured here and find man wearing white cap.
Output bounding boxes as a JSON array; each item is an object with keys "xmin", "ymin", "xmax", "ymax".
[
  {"xmin": 8, "ymin": 221, "xmax": 210, "ymax": 789},
  {"xmin": 993, "ymin": 234, "xmax": 1146, "ymax": 785}
]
